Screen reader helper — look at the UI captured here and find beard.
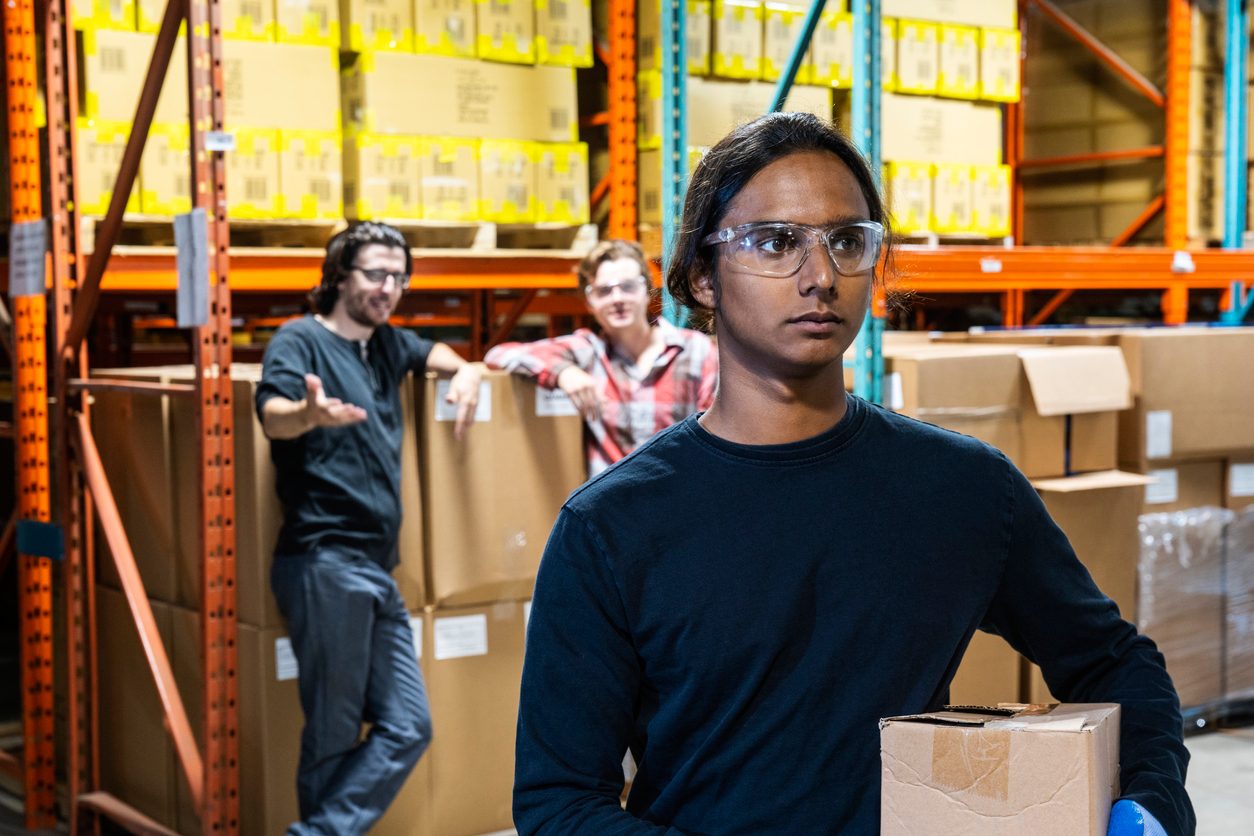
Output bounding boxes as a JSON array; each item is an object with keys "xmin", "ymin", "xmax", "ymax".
[{"xmin": 344, "ymin": 288, "xmax": 396, "ymax": 328}]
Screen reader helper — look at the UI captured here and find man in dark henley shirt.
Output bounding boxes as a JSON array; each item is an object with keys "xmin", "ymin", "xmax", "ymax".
[
  {"xmin": 257, "ymin": 223, "xmax": 485, "ymax": 835},
  {"xmin": 513, "ymin": 116, "xmax": 1191, "ymax": 835}
]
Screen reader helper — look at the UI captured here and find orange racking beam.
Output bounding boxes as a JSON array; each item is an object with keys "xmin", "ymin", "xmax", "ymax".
[
  {"xmin": 1110, "ymin": 195, "xmax": 1166, "ymax": 248},
  {"xmin": 1018, "ymin": 146, "xmax": 1164, "ymax": 169},
  {"xmin": 608, "ymin": 0, "xmax": 638, "ymax": 240},
  {"xmin": 1162, "ymin": 0, "xmax": 1191, "ymax": 324},
  {"xmin": 486, "ymin": 289, "xmax": 539, "ymax": 349},
  {"xmin": 5, "ymin": 0, "xmax": 56, "ymax": 821},
  {"xmin": 1029, "ymin": 0, "xmax": 1165, "ymax": 107}
]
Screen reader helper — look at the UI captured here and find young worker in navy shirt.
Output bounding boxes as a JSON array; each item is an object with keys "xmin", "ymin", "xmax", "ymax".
[
  {"xmin": 257, "ymin": 222, "xmax": 485, "ymax": 834},
  {"xmin": 512, "ymin": 114, "xmax": 1191, "ymax": 835}
]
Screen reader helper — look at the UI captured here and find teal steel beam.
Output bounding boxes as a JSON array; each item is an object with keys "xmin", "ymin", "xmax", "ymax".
[
  {"xmin": 769, "ymin": 1, "xmax": 829, "ymax": 112},
  {"xmin": 850, "ymin": 0, "xmax": 883, "ymax": 404},
  {"xmin": 1223, "ymin": 0, "xmax": 1248, "ymax": 250},
  {"xmin": 660, "ymin": 0, "xmax": 688, "ymax": 325}
]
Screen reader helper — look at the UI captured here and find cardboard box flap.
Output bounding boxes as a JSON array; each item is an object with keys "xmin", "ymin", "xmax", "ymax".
[
  {"xmin": 882, "ymin": 702, "xmax": 1119, "ymax": 732},
  {"xmin": 1031, "ymin": 470, "xmax": 1154, "ymax": 493},
  {"xmin": 1018, "ymin": 347, "xmax": 1132, "ymax": 416}
]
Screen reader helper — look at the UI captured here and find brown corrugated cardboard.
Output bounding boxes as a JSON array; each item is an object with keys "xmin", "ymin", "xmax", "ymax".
[
  {"xmin": 417, "ymin": 135, "xmax": 479, "ymax": 222},
  {"xmin": 878, "ymin": 93, "xmax": 1002, "ymax": 165},
  {"xmin": 1228, "ymin": 458, "xmax": 1254, "ymax": 512},
  {"xmin": 880, "ymin": 704, "xmax": 1120, "ymax": 835},
  {"xmin": 78, "ymin": 120, "xmax": 141, "ymax": 217},
  {"xmin": 414, "ymin": 0, "xmax": 476, "ymax": 56},
  {"xmin": 139, "ymin": 123, "xmax": 191, "ymax": 217},
  {"xmin": 341, "ymin": 0, "xmax": 414, "ymax": 51},
  {"xmin": 638, "ymin": 0, "xmax": 713, "ymax": 75},
  {"xmin": 97, "ymin": 588, "xmax": 179, "ymax": 830},
  {"xmin": 1115, "ymin": 328, "xmax": 1254, "ymax": 469},
  {"xmin": 884, "ymin": 161, "xmax": 932, "ymax": 234},
  {"xmin": 971, "ymin": 164, "xmax": 1011, "ymax": 237},
  {"xmin": 1141, "ymin": 460, "xmax": 1225, "ymax": 515},
  {"xmin": 762, "ymin": 2, "xmax": 815, "ymax": 83},
  {"xmin": 475, "ymin": 0, "xmax": 535, "ymax": 62},
  {"xmin": 343, "ymin": 132, "xmax": 423, "ymax": 220},
  {"xmin": 420, "ymin": 372, "xmax": 584, "ymax": 606},
  {"xmin": 278, "ymin": 130, "xmax": 345, "ymax": 220},
  {"xmin": 534, "ymin": 141, "xmax": 590, "ymax": 224},
  {"xmin": 478, "ymin": 139, "xmax": 536, "ymax": 223},
  {"xmin": 171, "ymin": 606, "xmax": 304, "ymax": 835},
  {"xmin": 949, "ymin": 631, "xmax": 1021, "ymax": 706},
  {"xmin": 882, "ymin": 0, "xmax": 1017, "ymax": 28},
  {"xmin": 894, "ymin": 19, "xmax": 939, "ymax": 94},
  {"xmin": 979, "ymin": 27, "xmax": 1020, "ymax": 102},
  {"xmin": 930, "ymin": 163, "xmax": 973, "ymax": 234},
  {"xmin": 1138, "ymin": 508, "xmax": 1228, "ymax": 708},
  {"xmin": 1227, "ymin": 509, "xmax": 1254, "ymax": 702},
  {"xmin": 223, "ymin": 42, "xmax": 341, "ymax": 132},
  {"xmin": 376, "ymin": 600, "xmax": 528, "ymax": 835},
  {"xmin": 711, "ymin": 0, "xmax": 764, "ymax": 79},
  {"xmin": 536, "ymin": 0, "xmax": 593, "ymax": 67},
  {"xmin": 79, "ymin": 30, "xmax": 188, "ymax": 125},
  {"xmin": 276, "ymin": 0, "xmax": 341, "ymax": 45},
  {"xmin": 342, "ymin": 52, "xmax": 577, "ymax": 142},
  {"xmin": 811, "ymin": 10, "xmax": 853, "ymax": 88},
  {"xmin": 937, "ymin": 23, "xmax": 979, "ymax": 99},
  {"xmin": 226, "ymin": 128, "xmax": 283, "ymax": 219}
]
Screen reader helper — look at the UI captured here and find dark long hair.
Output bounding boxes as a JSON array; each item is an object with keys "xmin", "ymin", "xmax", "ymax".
[
  {"xmin": 311, "ymin": 221, "xmax": 413, "ymax": 314},
  {"xmin": 665, "ymin": 111, "xmax": 893, "ymax": 314}
]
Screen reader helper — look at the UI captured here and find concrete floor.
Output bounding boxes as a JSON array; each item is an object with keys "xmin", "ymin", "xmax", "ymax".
[{"xmin": 1186, "ymin": 725, "xmax": 1254, "ymax": 835}]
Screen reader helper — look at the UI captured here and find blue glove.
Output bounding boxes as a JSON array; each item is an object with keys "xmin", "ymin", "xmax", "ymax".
[{"xmin": 1107, "ymin": 799, "xmax": 1168, "ymax": 836}]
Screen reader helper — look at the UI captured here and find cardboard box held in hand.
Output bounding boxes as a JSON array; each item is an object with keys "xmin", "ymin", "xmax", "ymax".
[{"xmin": 881, "ymin": 704, "xmax": 1120, "ymax": 835}]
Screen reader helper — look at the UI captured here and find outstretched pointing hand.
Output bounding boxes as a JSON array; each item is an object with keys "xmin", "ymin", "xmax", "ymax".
[{"xmin": 304, "ymin": 373, "xmax": 368, "ymax": 430}]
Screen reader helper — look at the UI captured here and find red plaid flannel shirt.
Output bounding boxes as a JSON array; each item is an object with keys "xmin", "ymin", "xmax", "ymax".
[{"xmin": 485, "ymin": 320, "xmax": 718, "ymax": 476}]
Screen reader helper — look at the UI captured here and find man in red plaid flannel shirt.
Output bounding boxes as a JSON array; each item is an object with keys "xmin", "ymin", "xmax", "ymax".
[{"xmin": 486, "ymin": 239, "xmax": 718, "ymax": 476}]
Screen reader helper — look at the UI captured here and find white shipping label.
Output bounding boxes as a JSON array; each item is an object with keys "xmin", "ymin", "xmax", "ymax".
[
  {"xmin": 1230, "ymin": 463, "xmax": 1254, "ymax": 497},
  {"xmin": 536, "ymin": 387, "xmax": 579, "ymax": 417},
  {"xmin": 1145, "ymin": 410, "xmax": 1173, "ymax": 460},
  {"xmin": 434, "ymin": 613, "xmax": 489, "ymax": 660},
  {"xmin": 275, "ymin": 637, "xmax": 299, "ymax": 681},
  {"xmin": 887, "ymin": 372, "xmax": 904, "ymax": 411},
  {"xmin": 434, "ymin": 380, "xmax": 492, "ymax": 422},
  {"xmin": 1146, "ymin": 469, "xmax": 1179, "ymax": 505},
  {"xmin": 410, "ymin": 615, "xmax": 423, "ymax": 660}
]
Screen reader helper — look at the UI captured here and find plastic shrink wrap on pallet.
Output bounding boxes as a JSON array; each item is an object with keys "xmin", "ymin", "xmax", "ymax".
[{"xmin": 1226, "ymin": 509, "xmax": 1254, "ymax": 703}]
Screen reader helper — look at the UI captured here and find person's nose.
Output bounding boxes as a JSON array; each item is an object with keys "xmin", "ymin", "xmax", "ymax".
[{"xmin": 797, "ymin": 239, "xmax": 838, "ymax": 297}]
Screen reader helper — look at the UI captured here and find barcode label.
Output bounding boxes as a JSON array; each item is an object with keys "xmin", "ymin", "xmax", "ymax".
[
  {"xmin": 560, "ymin": 187, "xmax": 575, "ymax": 204},
  {"xmin": 506, "ymin": 184, "xmax": 527, "ymax": 206},
  {"xmin": 551, "ymin": 0, "xmax": 569, "ymax": 19},
  {"xmin": 241, "ymin": 1, "xmax": 261, "ymax": 19},
  {"xmin": 388, "ymin": 183, "xmax": 411, "ymax": 203},
  {"xmin": 312, "ymin": 179, "xmax": 332, "ymax": 201},
  {"xmin": 246, "ymin": 177, "xmax": 268, "ymax": 200},
  {"xmin": 550, "ymin": 108, "xmax": 569, "ymax": 131},
  {"xmin": 434, "ymin": 158, "xmax": 454, "ymax": 176},
  {"xmin": 101, "ymin": 47, "xmax": 125, "ymax": 72}
]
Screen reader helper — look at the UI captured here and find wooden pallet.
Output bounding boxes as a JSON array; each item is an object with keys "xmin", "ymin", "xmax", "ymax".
[
  {"xmin": 386, "ymin": 219, "xmax": 598, "ymax": 255},
  {"xmin": 897, "ymin": 230, "xmax": 1016, "ymax": 247},
  {"xmin": 81, "ymin": 214, "xmax": 344, "ymax": 252}
]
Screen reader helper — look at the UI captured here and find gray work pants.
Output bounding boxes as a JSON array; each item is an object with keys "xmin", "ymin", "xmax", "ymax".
[{"xmin": 271, "ymin": 550, "xmax": 431, "ymax": 835}]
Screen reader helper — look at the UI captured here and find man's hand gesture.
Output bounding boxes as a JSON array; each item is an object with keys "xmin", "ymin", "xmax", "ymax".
[
  {"xmin": 556, "ymin": 366, "xmax": 602, "ymax": 422},
  {"xmin": 444, "ymin": 363, "xmax": 485, "ymax": 441},
  {"xmin": 303, "ymin": 373, "xmax": 368, "ymax": 430}
]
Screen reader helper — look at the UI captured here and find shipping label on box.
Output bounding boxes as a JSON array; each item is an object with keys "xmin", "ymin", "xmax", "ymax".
[
  {"xmin": 343, "ymin": 132, "xmax": 422, "ymax": 219},
  {"xmin": 880, "ymin": 704, "xmax": 1121, "ymax": 836},
  {"xmin": 884, "ymin": 160, "xmax": 932, "ymax": 234},
  {"xmin": 139, "ymin": 123, "xmax": 192, "ymax": 217},
  {"xmin": 534, "ymin": 141, "xmax": 589, "ymax": 224},
  {"xmin": 80, "ymin": 30, "xmax": 189, "ymax": 124},
  {"xmin": 227, "ymin": 128, "xmax": 283, "ymax": 218},
  {"xmin": 711, "ymin": 0, "xmax": 763, "ymax": 79},
  {"xmin": 972, "ymin": 163, "xmax": 1011, "ymax": 237},
  {"xmin": 77, "ymin": 120, "xmax": 141, "ymax": 216},
  {"xmin": 478, "ymin": 139, "xmax": 536, "ymax": 222},
  {"xmin": 476, "ymin": 0, "xmax": 536, "ymax": 64},
  {"xmin": 762, "ymin": 2, "xmax": 814, "ymax": 83},
  {"xmin": 278, "ymin": 130, "xmax": 344, "ymax": 220},
  {"xmin": 930, "ymin": 163, "xmax": 973, "ymax": 233},
  {"xmin": 341, "ymin": 0, "xmax": 414, "ymax": 51},
  {"xmin": 811, "ymin": 11, "xmax": 852, "ymax": 87},
  {"xmin": 419, "ymin": 136, "xmax": 479, "ymax": 221},
  {"xmin": 73, "ymin": 0, "xmax": 135, "ymax": 31},
  {"xmin": 895, "ymin": 19, "xmax": 940, "ymax": 94},
  {"xmin": 276, "ymin": 0, "xmax": 341, "ymax": 45},
  {"xmin": 222, "ymin": 0, "xmax": 277, "ymax": 40},
  {"xmin": 638, "ymin": 0, "xmax": 713, "ymax": 75},
  {"xmin": 979, "ymin": 27, "xmax": 1020, "ymax": 102},
  {"xmin": 536, "ymin": 0, "xmax": 593, "ymax": 67},
  {"xmin": 937, "ymin": 23, "xmax": 979, "ymax": 99},
  {"xmin": 415, "ymin": 0, "xmax": 476, "ymax": 56},
  {"xmin": 224, "ymin": 41, "xmax": 340, "ymax": 132}
]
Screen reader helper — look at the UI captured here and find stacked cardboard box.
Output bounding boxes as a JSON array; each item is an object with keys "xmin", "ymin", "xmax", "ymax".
[{"xmin": 1228, "ymin": 510, "xmax": 1254, "ymax": 703}]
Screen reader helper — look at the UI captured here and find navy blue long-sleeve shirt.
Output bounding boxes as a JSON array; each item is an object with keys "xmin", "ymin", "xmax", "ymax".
[{"xmin": 514, "ymin": 395, "xmax": 1193, "ymax": 835}]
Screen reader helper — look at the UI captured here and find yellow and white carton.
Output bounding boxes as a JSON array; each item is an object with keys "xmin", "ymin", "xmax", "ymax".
[
  {"xmin": 762, "ymin": 2, "xmax": 814, "ymax": 84},
  {"xmin": 534, "ymin": 141, "xmax": 589, "ymax": 224},
  {"xmin": 77, "ymin": 119, "xmax": 140, "ymax": 216},
  {"xmin": 73, "ymin": 0, "xmax": 135, "ymax": 32},
  {"xmin": 478, "ymin": 139, "xmax": 536, "ymax": 223},
  {"xmin": 972, "ymin": 163, "xmax": 1011, "ymax": 237},
  {"xmin": 226, "ymin": 128, "xmax": 282, "ymax": 219},
  {"xmin": 139, "ymin": 122, "xmax": 192, "ymax": 216},
  {"xmin": 341, "ymin": 0, "xmax": 414, "ymax": 51},
  {"xmin": 476, "ymin": 0, "xmax": 536, "ymax": 64},
  {"xmin": 931, "ymin": 162, "xmax": 974, "ymax": 234},
  {"xmin": 343, "ymin": 131, "xmax": 423, "ymax": 220},
  {"xmin": 711, "ymin": 0, "xmax": 763, "ymax": 80},
  {"xmin": 638, "ymin": 0, "xmax": 713, "ymax": 75},
  {"xmin": 894, "ymin": 19, "xmax": 939, "ymax": 94},
  {"xmin": 979, "ymin": 27, "xmax": 1020, "ymax": 102},
  {"xmin": 937, "ymin": 23, "xmax": 979, "ymax": 99},
  {"xmin": 414, "ymin": 0, "xmax": 476, "ymax": 57},
  {"xmin": 883, "ymin": 161, "xmax": 932, "ymax": 234},
  {"xmin": 881, "ymin": 17, "xmax": 897, "ymax": 90},
  {"xmin": 278, "ymin": 130, "xmax": 344, "ymax": 220},
  {"xmin": 418, "ymin": 136, "xmax": 479, "ymax": 221},
  {"xmin": 811, "ymin": 11, "xmax": 851, "ymax": 88},
  {"xmin": 276, "ymin": 0, "xmax": 340, "ymax": 46},
  {"xmin": 221, "ymin": 0, "xmax": 277, "ymax": 41},
  {"xmin": 536, "ymin": 0, "xmax": 592, "ymax": 67}
]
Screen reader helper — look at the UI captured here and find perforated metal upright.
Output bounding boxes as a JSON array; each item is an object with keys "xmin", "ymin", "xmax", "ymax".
[
  {"xmin": 849, "ymin": 0, "xmax": 883, "ymax": 404},
  {"xmin": 659, "ymin": 0, "xmax": 687, "ymax": 323},
  {"xmin": 1161, "ymin": 0, "xmax": 1191, "ymax": 324},
  {"xmin": 608, "ymin": 0, "xmax": 639, "ymax": 241}
]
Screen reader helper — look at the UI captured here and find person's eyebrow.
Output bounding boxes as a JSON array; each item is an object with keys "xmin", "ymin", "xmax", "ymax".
[{"xmin": 740, "ymin": 214, "xmax": 872, "ymax": 228}]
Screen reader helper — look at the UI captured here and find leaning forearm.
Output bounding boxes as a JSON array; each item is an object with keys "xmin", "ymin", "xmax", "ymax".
[
  {"xmin": 427, "ymin": 342, "xmax": 478, "ymax": 376},
  {"xmin": 261, "ymin": 397, "xmax": 312, "ymax": 440}
]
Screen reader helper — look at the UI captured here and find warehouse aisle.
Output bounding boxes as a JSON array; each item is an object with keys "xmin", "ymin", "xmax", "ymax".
[{"xmin": 1187, "ymin": 725, "xmax": 1254, "ymax": 835}]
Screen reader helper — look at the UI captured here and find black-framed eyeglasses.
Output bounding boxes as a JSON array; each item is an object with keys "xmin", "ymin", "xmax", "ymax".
[
  {"xmin": 701, "ymin": 220, "xmax": 885, "ymax": 278},
  {"xmin": 351, "ymin": 266, "xmax": 409, "ymax": 288},
  {"xmin": 584, "ymin": 275, "xmax": 650, "ymax": 301}
]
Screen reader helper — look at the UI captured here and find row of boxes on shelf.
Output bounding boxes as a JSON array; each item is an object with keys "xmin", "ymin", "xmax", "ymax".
[
  {"xmin": 631, "ymin": 0, "xmax": 1019, "ymax": 102},
  {"xmin": 76, "ymin": 0, "xmax": 593, "ymax": 67},
  {"xmin": 97, "ymin": 585, "xmax": 532, "ymax": 835},
  {"xmin": 77, "ymin": 32, "xmax": 589, "ymax": 222}
]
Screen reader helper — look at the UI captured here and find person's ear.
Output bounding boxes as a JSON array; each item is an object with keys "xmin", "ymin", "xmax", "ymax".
[{"xmin": 692, "ymin": 271, "xmax": 716, "ymax": 309}]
